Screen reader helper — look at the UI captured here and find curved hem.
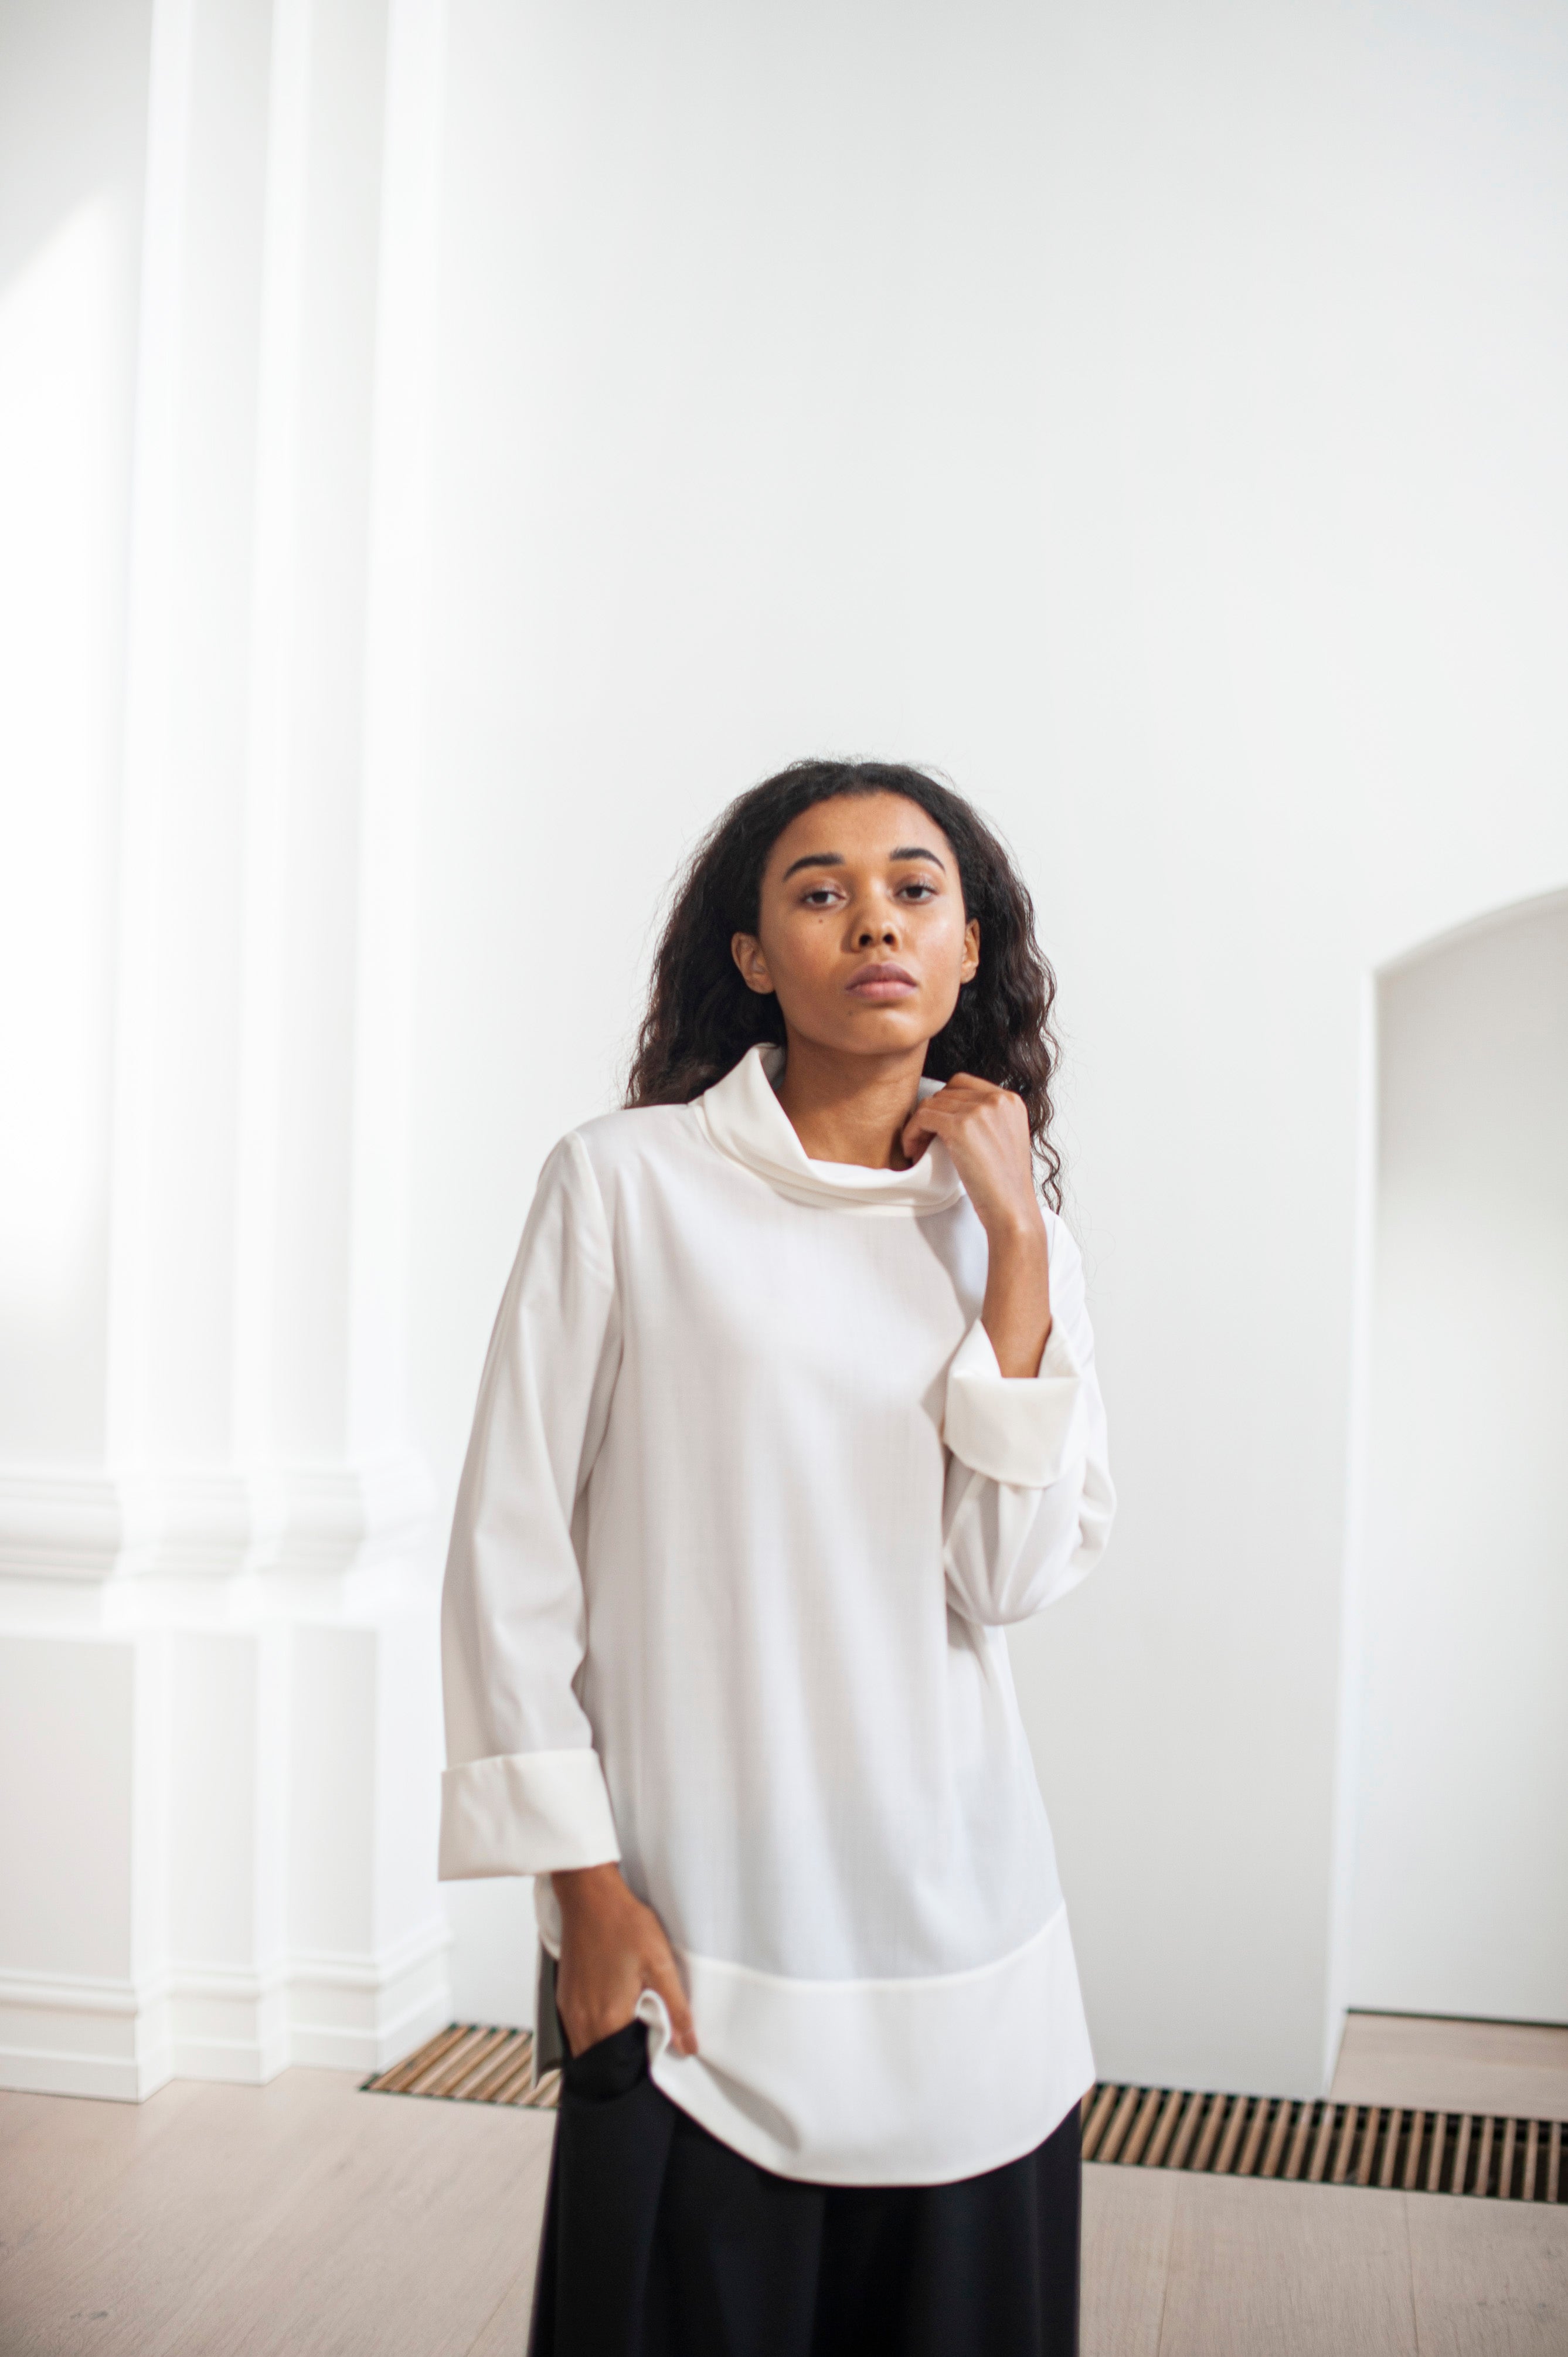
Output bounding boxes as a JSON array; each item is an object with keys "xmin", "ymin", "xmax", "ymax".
[
  {"xmin": 654, "ymin": 2066, "xmax": 1096, "ymax": 2192},
  {"xmin": 640, "ymin": 1903, "xmax": 1096, "ymax": 2187}
]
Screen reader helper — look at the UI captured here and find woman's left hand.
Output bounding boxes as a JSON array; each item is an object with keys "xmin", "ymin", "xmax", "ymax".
[{"xmin": 902, "ymin": 1075, "xmax": 1053, "ymax": 1378}]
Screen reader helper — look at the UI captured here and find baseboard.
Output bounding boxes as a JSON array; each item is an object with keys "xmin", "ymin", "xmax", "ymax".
[
  {"xmin": 0, "ymin": 2042, "xmax": 151, "ymax": 2102},
  {"xmin": 157, "ymin": 1963, "xmax": 293, "ymax": 2087},
  {"xmin": 0, "ymin": 1967, "xmax": 169, "ymax": 2102},
  {"xmin": 286, "ymin": 1919, "xmax": 454, "ymax": 2073},
  {"xmin": 290, "ymin": 1979, "xmax": 452, "ymax": 2074},
  {"xmin": 0, "ymin": 1920, "xmax": 453, "ymax": 2101}
]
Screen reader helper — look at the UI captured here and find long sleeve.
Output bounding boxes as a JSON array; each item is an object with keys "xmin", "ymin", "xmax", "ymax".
[
  {"xmin": 940, "ymin": 1214, "xmax": 1114, "ymax": 1626},
  {"xmin": 438, "ymin": 1133, "xmax": 624, "ymax": 1879}
]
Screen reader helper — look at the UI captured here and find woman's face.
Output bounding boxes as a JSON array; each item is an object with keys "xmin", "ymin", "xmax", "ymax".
[{"xmin": 732, "ymin": 793, "xmax": 979, "ymax": 1059}]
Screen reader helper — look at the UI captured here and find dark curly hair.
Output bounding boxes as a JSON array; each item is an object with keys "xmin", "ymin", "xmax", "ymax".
[{"xmin": 625, "ymin": 759, "xmax": 1063, "ymax": 1206}]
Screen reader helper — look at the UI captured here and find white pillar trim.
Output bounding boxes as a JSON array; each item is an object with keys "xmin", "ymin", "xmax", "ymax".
[
  {"xmin": 0, "ymin": 1458, "xmax": 432, "ymax": 1585},
  {"xmin": 0, "ymin": 1915, "xmax": 452, "ymax": 2101}
]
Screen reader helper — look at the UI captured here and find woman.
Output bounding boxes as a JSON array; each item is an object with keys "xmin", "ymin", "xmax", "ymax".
[{"xmin": 440, "ymin": 759, "xmax": 1114, "ymax": 2357}]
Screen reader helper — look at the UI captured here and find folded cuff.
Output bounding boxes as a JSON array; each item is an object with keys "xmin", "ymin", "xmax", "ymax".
[
  {"xmin": 943, "ymin": 1316, "xmax": 1085, "ymax": 1487},
  {"xmin": 438, "ymin": 1747, "xmax": 621, "ymax": 1880}
]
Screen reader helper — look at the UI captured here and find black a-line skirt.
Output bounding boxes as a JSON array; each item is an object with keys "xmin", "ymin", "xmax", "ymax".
[{"xmin": 527, "ymin": 2021, "xmax": 1081, "ymax": 2357}]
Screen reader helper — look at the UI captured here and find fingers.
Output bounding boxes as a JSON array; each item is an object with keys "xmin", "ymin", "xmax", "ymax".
[
  {"xmin": 555, "ymin": 1876, "xmax": 699, "ymax": 2059},
  {"xmin": 558, "ymin": 1962, "xmax": 693, "ymax": 2060},
  {"xmin": 902, "ymin": 1075, "xmax": 1004, "ymax": 1153},
  {"xmin": 900, "ymin": 1104, "xmax": 936, "ymax": 1157},
  {"xmin": 903, "ymin": 1083, "xmax": 1039, "ymax": 1240},
  {"xmin": 645, "ymin": 1942, "xmax": 698, "ymax": 2056}
]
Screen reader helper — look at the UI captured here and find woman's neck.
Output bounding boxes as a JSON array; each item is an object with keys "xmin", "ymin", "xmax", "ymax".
[{"xmin": 770, "ymin": 1034, "xmax": 931, "ymax": 1169}]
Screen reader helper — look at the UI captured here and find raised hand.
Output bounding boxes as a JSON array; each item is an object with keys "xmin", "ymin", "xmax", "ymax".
[{"xmin": 902, "ymin": 1075, "xmax": 1053, "ymax": 1378}]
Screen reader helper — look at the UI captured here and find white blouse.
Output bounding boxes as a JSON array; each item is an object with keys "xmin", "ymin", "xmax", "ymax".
[{"xmin": 440, "ymin": 1044, "xmax": 1114, "ymax": 2185}]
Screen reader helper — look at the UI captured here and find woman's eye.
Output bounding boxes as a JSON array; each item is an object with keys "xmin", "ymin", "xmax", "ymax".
[
  {"xmin": 801, "ymin": 888, "xmax": 839, "ymax": 907},
  {"xmin": 899, "ymin": 881, "xmax": 936, "ymax": 901}
]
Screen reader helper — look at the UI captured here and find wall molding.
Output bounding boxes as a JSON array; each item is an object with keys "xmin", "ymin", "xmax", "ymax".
[
  {"xmin": 0, "ymin": 1917, "xmax": 453, "ymax": 2101},
  {"xmin": 0, "ymin": 1457, "xmax": 433, "ymax": 1585}
]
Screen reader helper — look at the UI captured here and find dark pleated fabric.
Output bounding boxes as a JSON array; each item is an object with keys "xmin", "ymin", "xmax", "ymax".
[{"xmin": 528, "ymin": 2022, "xmax": 1080, "ymax": 2357}]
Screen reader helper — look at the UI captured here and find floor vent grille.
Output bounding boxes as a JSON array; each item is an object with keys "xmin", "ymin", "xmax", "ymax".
[
  {"xmin": 366, "ymin": 2032, "xmax": 1565, "ymax": 2202},
  {"xmin": 1080, "ymin": 2082, "xmax": 1566, "ymax": 2202},
  {"xmin": 364, "ymin": 2023, "xmax": 560, "ymax": 2109}
]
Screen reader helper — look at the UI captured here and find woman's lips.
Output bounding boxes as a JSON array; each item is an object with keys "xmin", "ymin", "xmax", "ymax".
[{"xmin": 846, "ymin": 963, "xmax": 918, "ymax": 1000}]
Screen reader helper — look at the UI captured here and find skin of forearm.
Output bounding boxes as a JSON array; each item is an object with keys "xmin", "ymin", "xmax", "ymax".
[
  {"xmin": 979, "ymin": 1216, "xmax": 1053, "ymax": 1378},
  {"xmin": 553, "ymin": 1862, "xmax": 621, "ymax": 1914}
]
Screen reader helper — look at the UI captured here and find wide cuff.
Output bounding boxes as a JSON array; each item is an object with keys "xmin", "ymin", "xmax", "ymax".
[
  {"xmin": 943, "ymin": 1316, "xmax": 1084, "ymax": 1487},
  {"xmin": 438, "ymin": 1747, "xmax": 621, "ymax": 1880}
]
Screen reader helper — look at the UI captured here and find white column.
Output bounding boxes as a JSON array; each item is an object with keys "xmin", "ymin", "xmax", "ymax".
[{"xmin": 0, "ymin": 0, "xmax": 451, "ymax": 2100}]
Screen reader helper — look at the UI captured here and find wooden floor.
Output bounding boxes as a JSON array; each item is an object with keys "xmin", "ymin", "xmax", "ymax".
[
  {"xmin": 2, "ymin": 2019, "xmax": 1566, "ymax": 2356},
  {"xmin": 0, "ymin": 2069, "xmax": 554, "ymax": 2357},
  {"xmin": 1331, "ymin": 2013, "xmax": 1568, "ymax": 2125}
]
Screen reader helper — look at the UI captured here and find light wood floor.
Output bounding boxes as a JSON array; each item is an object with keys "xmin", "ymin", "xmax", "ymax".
[
  {"xmin": 1331, "ymin": 2012, "xmax": 1568, "ymax": 2124},
  {"xmin": 2, "ymin": 2028, "xmax": 1566, "ymax": 2357}
]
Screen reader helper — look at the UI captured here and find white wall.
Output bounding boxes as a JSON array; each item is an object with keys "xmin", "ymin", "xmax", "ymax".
[
  {"xmin": 0, "ymin": 0, "xmax": 453, "ymax": 2100},
  {"xmin": 412, "ymin": 0, "xmax": 1568, "ymax": 2092},
  {"xmin": 5, "ymin": 0, "xmax": 1567, "ymax": 2104},
  {"xmin": 0, "ymin": 0, "xmax": 149, "ymax": 1463},
  {"xmin": 1350, "ymin": 894, "xmax": 1568, "ymax": 2023}
]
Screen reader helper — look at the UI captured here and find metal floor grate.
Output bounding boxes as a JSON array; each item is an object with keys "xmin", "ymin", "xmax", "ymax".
[
  {"xmin": 366, "ymin": 2032, "xmax": 1566, "ymax": 2203},
  {"xmin": 1080, "ymin": 2081, "xmax": 1566, "ymax": 2202}
]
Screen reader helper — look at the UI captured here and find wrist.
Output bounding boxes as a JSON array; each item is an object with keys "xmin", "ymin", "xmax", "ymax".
[
  {"xmin": 553, "ymin": 1862, "xmax": 624, "ymax": 1918},
  {"xmin": 981, "ymin": 1204, "xmax": 1047, "ymax": 1257}
]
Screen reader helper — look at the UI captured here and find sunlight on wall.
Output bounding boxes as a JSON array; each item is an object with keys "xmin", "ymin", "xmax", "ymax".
[{"xmin": 0, "ymin": 199, "xmax": 121, "ymax": 1316}]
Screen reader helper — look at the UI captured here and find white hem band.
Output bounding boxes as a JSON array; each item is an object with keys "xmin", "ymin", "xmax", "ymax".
[{"xmin": 638, "ymin": 1906, "xmax": 1094, "ymax": 2186}]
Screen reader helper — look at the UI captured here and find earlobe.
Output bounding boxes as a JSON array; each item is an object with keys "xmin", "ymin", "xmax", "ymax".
[{"xmin": 730, "ymin": 932, "xmax": 776, "ymax": 996}]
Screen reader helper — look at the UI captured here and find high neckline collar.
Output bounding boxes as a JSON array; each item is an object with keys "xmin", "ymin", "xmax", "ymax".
[{"xmin": 696, "ymin": 1045, "xmax": 965, "ymax": 1214}]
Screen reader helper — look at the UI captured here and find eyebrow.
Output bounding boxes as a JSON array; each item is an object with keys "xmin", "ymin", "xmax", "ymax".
[{"xmin": 780, "ymin": 844, "xmax": 947, "ymax": 882}]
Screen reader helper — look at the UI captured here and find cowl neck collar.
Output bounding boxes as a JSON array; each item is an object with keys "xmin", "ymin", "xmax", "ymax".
[{"xmin": 696, "ymin": 1044, "xmax": 965, "ymax": 1215}]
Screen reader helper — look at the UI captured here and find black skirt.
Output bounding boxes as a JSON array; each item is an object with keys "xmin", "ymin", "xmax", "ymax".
[{"xmin": 528, "ymin": 2022, "xmax": 1081, "ymax": 2357}]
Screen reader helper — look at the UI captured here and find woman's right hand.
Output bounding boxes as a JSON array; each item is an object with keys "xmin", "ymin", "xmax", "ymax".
[{"xmin": 552, "ymin": 1863, "xmax": 698, "ymax": 2058}]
